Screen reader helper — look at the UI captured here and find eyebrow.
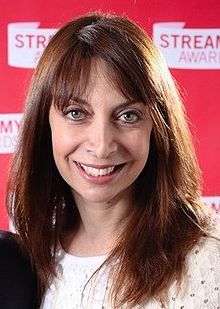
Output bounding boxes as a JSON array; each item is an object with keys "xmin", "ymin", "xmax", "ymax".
[{"xmin": 70, "ymin": 96, "xmax": 145, "ymax": 111}]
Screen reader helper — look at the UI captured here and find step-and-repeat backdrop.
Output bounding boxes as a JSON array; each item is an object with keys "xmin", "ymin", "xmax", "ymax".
[{"xmin": 0, "ymin": 1, "xmax": 220, "ymax": 229}]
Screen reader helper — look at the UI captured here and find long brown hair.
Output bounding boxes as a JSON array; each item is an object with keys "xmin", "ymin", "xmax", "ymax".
[{"xmin": 6, "ymin": 11, "xmax": 213, "ymax": 308}]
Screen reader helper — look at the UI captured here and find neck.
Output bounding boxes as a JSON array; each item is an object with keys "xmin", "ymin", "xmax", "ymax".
[{"xmin": 65, "ymin": 188, "xmax": 133, "ymax": 256}]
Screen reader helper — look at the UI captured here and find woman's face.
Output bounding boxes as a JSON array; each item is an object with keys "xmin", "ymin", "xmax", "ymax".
[{"xmin": 49, "ymin": 61, "xmax": 153, "ymax": 206}]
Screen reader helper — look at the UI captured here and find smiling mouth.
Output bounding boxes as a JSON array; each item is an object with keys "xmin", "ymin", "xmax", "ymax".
[{"xmin": 74, "ymin": 161, "xmax": 126, "ymax": 177}]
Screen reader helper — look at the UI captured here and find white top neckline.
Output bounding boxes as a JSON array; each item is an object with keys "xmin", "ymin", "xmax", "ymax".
[{"xmin": 58, "ymin": 247, "xmax": 108, "ymax": 265}]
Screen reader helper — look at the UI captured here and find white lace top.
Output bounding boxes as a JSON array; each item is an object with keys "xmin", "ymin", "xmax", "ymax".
[{"xmin": 40, "ymin": 235, "xmax": 220, "ymax": 309}]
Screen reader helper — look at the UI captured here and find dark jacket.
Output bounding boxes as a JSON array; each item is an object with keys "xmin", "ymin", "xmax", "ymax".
[{"xmin": 0, "ymin": 230, "xmax": 38, "ymax": 309}]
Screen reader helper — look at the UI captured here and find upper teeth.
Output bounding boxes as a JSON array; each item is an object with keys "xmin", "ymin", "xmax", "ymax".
[{"xmin": 79, "ymin": 163, "xmax": 115, "ymax": 176}]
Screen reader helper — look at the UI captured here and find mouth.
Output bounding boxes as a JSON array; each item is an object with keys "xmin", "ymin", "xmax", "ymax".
[{"xmin": 74, "ymin": 161, "xmax": 126, "ymax": 177}]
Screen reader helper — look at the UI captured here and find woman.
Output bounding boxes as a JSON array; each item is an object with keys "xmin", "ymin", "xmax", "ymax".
[{"xmin": 5, "ymin": 11, "xmax": 219, "ymax": 308}]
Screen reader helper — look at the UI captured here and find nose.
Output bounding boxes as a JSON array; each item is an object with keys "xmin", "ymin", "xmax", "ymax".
[{"xmin": 86, "ymin": 119, "xmax": 118, "ymax": 159}]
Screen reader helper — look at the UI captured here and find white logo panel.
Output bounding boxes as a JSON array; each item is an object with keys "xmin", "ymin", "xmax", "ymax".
[
  {"xmin": 8, "ymin": 22, "xmax": 57, "ymax": 68},
  {"xmin": 0, "ymin": 113, "xmax": 23, "ymax": 153},
  {"xmin": 153, "ymin": 22, "xmax": 220, "ymax": 69}
]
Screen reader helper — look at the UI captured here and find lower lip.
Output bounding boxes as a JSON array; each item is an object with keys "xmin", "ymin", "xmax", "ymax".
[{"xmin": 73, "ymin": 161, "xmax": 126, "ymax": 185}]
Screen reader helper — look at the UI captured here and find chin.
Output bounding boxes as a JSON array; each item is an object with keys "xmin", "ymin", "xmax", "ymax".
[{"xmin": 82, "ymin": 194, "xmax": 116, "ymax": 204}]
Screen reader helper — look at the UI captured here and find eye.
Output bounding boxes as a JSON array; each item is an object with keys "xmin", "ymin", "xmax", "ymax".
[
  {"xmin": 65, "ymin": 108, "xmax": 86, "ymax": 121},
  {"xmin": 118, "ymin": 110, "xmax": 141, "ymax": 124}
]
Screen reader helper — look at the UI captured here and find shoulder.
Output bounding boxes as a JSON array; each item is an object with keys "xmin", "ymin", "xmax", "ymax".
[
  {"xmin": 187, "ymin": 224, "xmax": 220, "ymax": 283},
  {"xmin": 0, "ymin": 230, "xmax": 33, "ymax": 273},
  {"xmin": 188, "ymin": 232, "xmax": 220, "ymax": 280},
  {"xmin": 172, "ymin": 226, "xmax": 220, "ymax": 308},
  {"xmin": 190, "ymin": 224, "xmax": 220, "ymax": 270},
  {"xmin": 0, "ymin": 230, "xmax": 38, "ymax": 309}
]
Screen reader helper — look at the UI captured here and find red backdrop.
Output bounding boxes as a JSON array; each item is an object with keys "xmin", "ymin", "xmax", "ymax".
[{"xmin": 1, "ymin": 0, "xmax": 220, "ymax": 229}]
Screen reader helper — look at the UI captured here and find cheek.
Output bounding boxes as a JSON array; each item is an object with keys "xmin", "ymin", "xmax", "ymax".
[
  {"xmin": 51, "ymin": 127, "xmax": 78, "ymax": 157},
  {"xmin": 128, "ymin": 129, "xmax": 151, "ymax": 160}
]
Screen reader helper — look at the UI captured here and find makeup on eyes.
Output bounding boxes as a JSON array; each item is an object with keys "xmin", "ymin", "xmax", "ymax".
[
  {"xmin": 63, "ymin": 106, "xmax": 144, "ymax": 126},
  {"xmin": 59, "ymin": 96, "xmax": 151, "ymax": 126}
]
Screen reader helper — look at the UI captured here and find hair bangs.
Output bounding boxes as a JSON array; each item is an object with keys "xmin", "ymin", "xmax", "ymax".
[{"xmin": 51, "ymin": 43, "xmax": 93, "ymax": 111}]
